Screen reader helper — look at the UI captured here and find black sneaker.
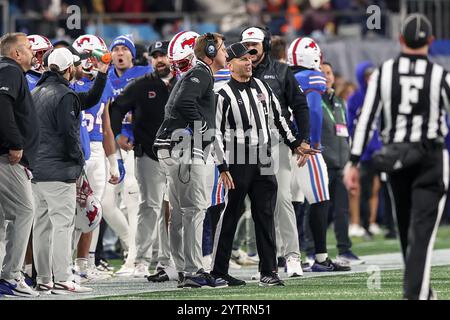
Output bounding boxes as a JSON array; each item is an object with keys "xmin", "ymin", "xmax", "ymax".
[
  {"xmin": 311, "ymin": 257, "xmax": 351, "ymax": 272},
  {"xmin": 177, "ymin": 272, "xmax": 185, "ymax": 288},
  {"xmin": 183, "ymin": 270, "xmax": 228, "ymax": 289},
  {"xmin": 212, "ymin": 273, "xmax": 246, "ymax": 287},
  {"xmin": 259, "ymin": 273, "xmax": 285, "ymax": 287},
  {"xmin": 147, "ymin": 269, "xmax": 169, "ymax": 283}
]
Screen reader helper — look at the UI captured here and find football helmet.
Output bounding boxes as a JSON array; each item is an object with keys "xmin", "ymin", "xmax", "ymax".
[
  {"xmin": 168, "ymin": 31, "xmax": 199, "ymax": 77},
  {"xmin": 72, "ymin": 34, "xmax": 108, "ymax": 74},
  {"xmin": 75, "ymin": 173, "xmax": 102, "ymax": 233},
  {"xmin": 287, "ymin": 37, "xmax": 322, "ymax": 71},
  {"xmin": 27, "ymin": 35, "xmax": 53, "ymax": 72}
]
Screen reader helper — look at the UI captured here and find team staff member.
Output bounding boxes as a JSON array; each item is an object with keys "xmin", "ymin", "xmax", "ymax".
[
  {"xmin": 344, "ymin": 14, "xmax": 450, "ymax": 300},
  {"xmin": 212, "ymin": 42, "xmax": 310, "ymax": 287},
  {"xmin": 241, "ymin": 27, "xmax": 311, "ymax": 274},
  {"xmin": 110, "ymin": 40, "xmax": 177, "ymax": 282},
  {"xmin": 0, "ymin": 32, "xmax": 40, "ymax": 297},
  {"xmin": 154, "ymin": 33, "xmax": 228, "ymax": 288},
  {"xmin": 31, "ymin": 48, "xmax": 92, "ymax": 294}
]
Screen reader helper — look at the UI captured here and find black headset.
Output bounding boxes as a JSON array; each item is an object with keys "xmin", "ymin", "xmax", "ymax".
[
  {"xmin": 240, "ymin": 26, "xmax": 272, "ymax": 53},
  {"xmin": 204, "ymin": 33, "xmax": 217, "ymax": 59}
]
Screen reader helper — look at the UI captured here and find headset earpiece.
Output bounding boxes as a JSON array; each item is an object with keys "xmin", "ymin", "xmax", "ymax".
[{"xmin": 204, "ymin": 33, "xmax": 217, "ymax": 59}]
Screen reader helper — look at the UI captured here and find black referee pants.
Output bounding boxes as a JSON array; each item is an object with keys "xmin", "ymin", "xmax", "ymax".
[
  {"xmin": 388, "ymin": 144, "xmax": 448, "ymax": 300},
  {"xmin": 212, "ymin": 164, "xmax": 278, "ymax": 276}
]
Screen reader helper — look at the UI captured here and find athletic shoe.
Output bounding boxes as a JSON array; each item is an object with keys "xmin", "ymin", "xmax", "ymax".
[
  {"xmin": 133, "ymin": 263, "xmax": 150, "ymax": 278},
  {"xmin": 285, "ymin": 255, "xmax": 303, "ymax": 277},
  {"xmin": 369, "ymin": 223, "xmax": 382, "ymax": 235},
  {"xmin": 311, "ymin": 258, "xmax": 351, "ymax": 272},
  {"xmin": 259, "ymin": 273, "xmax": 285, "ymax": 287},
  {"xmin": 177, "ymin": 272, "xmax": 185, "ymax": 288},
  {"xmin": 251, "ymin": 271, "xmax": 260, "ymax": 280},
  {"xmin": 21, "ymin": 271, "xmax": 35, "ymax": 287},
  {"xmin": 0, "ymin": 278, "xmax": 39, "ymax": 297},
  {"xmin": 301, "ymin": 261, "xmax": 312, "ymax": 272},
  {"xmin": 211, "ymin": 273, "xmax": 246, "ymax": 286},
  {"xmin": 96, "ymin": 258, "xmax": 114, "ymax": 273},
  {"xmin": 53, "ymin": 281, "xmax": 92, "ymax": 293},
  {"xmin": 74, "ymin": 258, "xmax": 111, "ymax": 282},
  {"xmin": 385, "ymin": 231, "xmax": 397, "ymax": 239},
  {"xmin": 115, "ymin": 265, "xmax": 135, "ymax": 277},
  {"xmin": 183, "ymin": 270, "xmax": 228, "ymax": 289},
  {"xmin": 35, "ymin": 282, "xmax": 54, "ymax": 295},
  {"xmin": 231, "ymin": 249, "xmax": 258, "ymax": 266},
  {"xmin": 336, "ymin": 251, "xmax": 365, "ymax": 266},
  {"xmin": 228, "ymin": 259, "xmax": 242, "ymax": 270},
  {"xmin": 147, "ymin": 269, "xmax": 170, "ymax": 283},
  {"xmin": 348, "ymin": 224, "xmax": 366, "ymax": 237}
]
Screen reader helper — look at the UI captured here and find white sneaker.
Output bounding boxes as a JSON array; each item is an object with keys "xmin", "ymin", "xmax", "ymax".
[
  {"xmin": 35, "ymin": 282, "xmax": 54, "ymax": 295},
  {"xmin": 53, "ymin": 281, "xmax": 93, "ymax": 293},
  {"xmin": 349, "ymin": 224, "xmax": 366, "ymax": 237},
  {"xmin": 228, "ymin": 259, "xmax": 242, "ymax": 270},
  {"xmin": 251, "ymin": 271, "xmax": 260, "ymax": 280},
  {"xmin": 369, "ymin": 223, "xmax": 382, "ymax": 235},
  {"xmin": 74, "ymin": 259, "xmax": 111, "ymax": 282},
  {"xmin": 133, "ymin": 263, "xmax": 150, "ymax": 278},
  {"xmin": 115, "ymin": 265, "xmax": 135, "ymax": 277},
  {"xmin": 285, "ymin": 255, "xmax": 303, "ymax": 277},
  {"xmin": 0, "ymin": 278, "xmax": 39, "ymax": 297}
]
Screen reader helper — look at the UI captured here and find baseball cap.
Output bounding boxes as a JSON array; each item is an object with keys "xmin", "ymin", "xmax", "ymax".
[
  {"xmin": 401, "ymin": 13, "xmax": 432, "ymax": 49},
  {"xmin": 241, "ymin": 27, "xmax": 265, "ymax": 44},
  {"xmin": 226, "ymin": 42, "xmax": 257, "ymax": 62},
  {"xmin": 149, "ymin": 40, "xmax": 169, "ymax": 57},
  {"xmin": 47, "ymin": 47, "xmax": 80, "ymax": 72}
]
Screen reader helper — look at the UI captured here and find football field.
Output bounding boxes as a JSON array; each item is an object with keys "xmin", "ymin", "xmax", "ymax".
[{"xmin": 4, "ymin": 225, "xmax": 449, "ymax": 300}]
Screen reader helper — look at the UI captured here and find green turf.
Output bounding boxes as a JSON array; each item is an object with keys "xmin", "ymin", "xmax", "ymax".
[
  {"xmin": 100, "ymin": 265, "xmax": 450, "ymax": 300},
  {"xmin": 107, "ymin": 225, "xmax": 450, "ymax": 269}
]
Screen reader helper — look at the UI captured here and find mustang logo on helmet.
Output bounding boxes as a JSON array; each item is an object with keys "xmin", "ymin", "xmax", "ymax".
[{"xmin": 181, "ymin": 37, "xmax": 196, "ymax": 49}]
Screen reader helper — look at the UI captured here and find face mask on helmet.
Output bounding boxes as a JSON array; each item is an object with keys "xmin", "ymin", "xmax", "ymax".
[
  {"xmin": 288, "ymin": 37, "xmax": 322, "ymax": 71},
  {"xmin": 168, "ymin": 31, "xmax": 199, "ymax": 77},
  {"xmin": 72, "ymin": 35, "xmax": 108, "ymax": 75},
  {"xmin": 27, "ymin": 35, "xmax": 53, "ymax": 72}
]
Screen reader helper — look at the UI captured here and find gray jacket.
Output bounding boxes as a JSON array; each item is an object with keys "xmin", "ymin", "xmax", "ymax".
[{"xmin": 321, "ymin": 91, "xmax": 350, "ymax": 170}]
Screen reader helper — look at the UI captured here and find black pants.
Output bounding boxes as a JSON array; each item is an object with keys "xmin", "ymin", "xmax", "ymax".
[
  {"xmin": 388, "ymin": 145, "xmax": 447, "ymax": 300},
  {"xmin": 212, "ymin": 164, "xmax": 278, "ymax": 276},
  {"xmin": 328, "ymin": 168, "xmax": 352, "ymax": 254}
]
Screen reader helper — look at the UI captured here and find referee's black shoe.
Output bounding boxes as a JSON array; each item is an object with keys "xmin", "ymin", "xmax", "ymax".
[
  {"xmin": 211, "ymin": 272, "xmax": 246, "ymax": 287},
  {"xmin": 311, "ymin": 257, "xmax": 351, "ymax": 272},
  {"xmin": 259, "ymin": 272, "xmax": 285, "ymax": 287},
  {"xmin": 147, "ymin": 269, "xmax": 169, "ymax": 282}
]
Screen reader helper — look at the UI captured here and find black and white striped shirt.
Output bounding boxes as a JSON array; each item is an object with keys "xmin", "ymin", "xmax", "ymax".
[
  {"xmin": 350, "ymin": 53, "xmax": 450, "ymax": 163},
  {"xmin": 215, "ymin": 77, "xmax": 299, "ymax": 171}
]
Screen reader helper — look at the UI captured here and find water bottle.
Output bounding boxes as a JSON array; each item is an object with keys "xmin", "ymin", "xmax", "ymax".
[{"xmin": 91, "ymin": 49, "xmax": 111, "ymax": 64}]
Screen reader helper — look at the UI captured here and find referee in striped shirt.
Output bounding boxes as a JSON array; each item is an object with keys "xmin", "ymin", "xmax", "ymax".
[
  {"xmin": 210, "ymin": 42, "xmax": 316, "ymax": 286},
  {"xmin": 344, "ymin": 13, "xmax": 450, "ymax": 300}
]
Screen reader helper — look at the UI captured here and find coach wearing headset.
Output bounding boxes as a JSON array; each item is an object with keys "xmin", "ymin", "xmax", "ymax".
[
  {"xmin": 240, "ymin": 27, "xmax": 311, "ymax": 274},
  {"xmin": 154, "ymin": 33, "xmax": 229, "ymax": 288}
]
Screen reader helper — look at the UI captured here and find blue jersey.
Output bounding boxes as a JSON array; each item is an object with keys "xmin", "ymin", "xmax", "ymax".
[
  {"xmin": 101, "ymin": 65, "xmax": 151, "ymax": 142},
  {"xmin": 71, "ymin": 77, "xmax": 95, "ymax": 160},
  {"xmin": 295, "ymin": 69, "xmax": 327, "ymax": 146},
  {"xmin": 26, "ymin": 70, "xmax": 41, "ymax": 91}
]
